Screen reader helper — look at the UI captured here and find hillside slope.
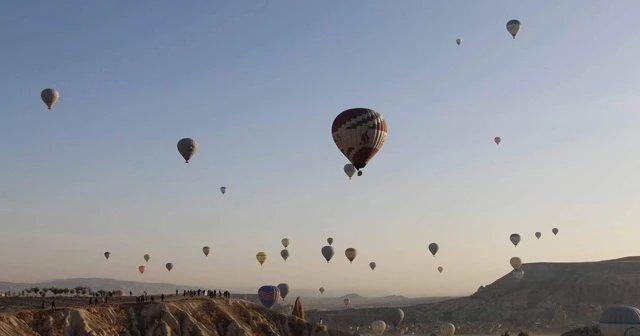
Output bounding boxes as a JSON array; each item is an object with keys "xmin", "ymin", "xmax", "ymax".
[
  {"xmin": 0, "ymin": 298, "xmax": 356, "ymax": 336},
  {"xmin": 308, "ymin": 257, "xmax": 640, "ymax": 335}
]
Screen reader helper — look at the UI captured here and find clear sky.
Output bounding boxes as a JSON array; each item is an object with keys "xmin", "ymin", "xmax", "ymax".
[{"xmin": 1, "ymin": 1, "xmax": 640, "ymax": 297}]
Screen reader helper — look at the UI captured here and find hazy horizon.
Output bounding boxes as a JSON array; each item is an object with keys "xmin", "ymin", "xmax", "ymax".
[{"xmin": 2, "ymin": 1, "xmax": 640, "ymax": 297}]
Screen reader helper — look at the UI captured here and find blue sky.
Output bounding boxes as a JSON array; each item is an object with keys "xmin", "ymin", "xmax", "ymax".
[{"xmin": 1, "ymin": 1, "xmax": 640, "ymax": 297}]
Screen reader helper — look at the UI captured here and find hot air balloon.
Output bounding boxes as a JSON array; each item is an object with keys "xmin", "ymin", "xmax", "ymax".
[
  {"xmin": 428, "ymin": 243, "xmax": 439, "ymax": 257},
  {"xmin": 220, "ymin": 186, "xmax": 227, "ymax": 195},
  {"xmin": 104, "ymin": 252, "xmax": 110, "ymax": 260},
  {"xmin": 344, "ymin": 164, "xmax": 357, "ymax": 180},
  {"xmin": 256, "ymin": 252, "xmax": 267, "ymax": 266},
  {"xmin": 494, "ymin": 137, "xmax": 501, "ymax": 145},
  {"xmin": 277, "ymin": 283, "xmax": 290, "ymax": 301},
  {"xmin": 281, "ymin": 238, "xmax": 290, "ymax": 249},
  {"xmin": 599, "ymin": 306, "xmax": 640, "ymax": 336},
  {"xmin": 369, "ymin": 262, "xmax": 376, "ymax": 271},
  {"xmin": 116, "ymin": 290, "xmax": 125, "ymax": 297},
  {"xmin": 343, "ymin": 298, "xmax": 350, "ymax": 307},
  {"xmin": 552, "ymin": 228, "xmax": 559, "ymax": 235},
  {"xmin": 138, "ymin": 265, "xmax": 146, "ymax": 274},
  {"xmin": 535, "ymin": 232, "xmax": 541, "ymax": 239},
  {"xmin": 332, "ymin": 108, "xmax": 388, "ymax": 176},
  {"xmin": 202, "ymin": 246, "xmax": 210, "ymax": 257},
  {"xmin": 41, "ymin": 88, "xmax": 59, "ymax": 109},
  {"xmin": 327, "ymin": 237, "xmax": 333, "ymax": 246},
  {"xmin": 321, "ymin": 245, "xmax": 335, "ymax": 263},
  {"xmin": 510, "ymin": 257, "xmax": 522, "ymax": 270},
  {"xmin": 440, "ymin": 323, "xmax": 456, "ymax": 336},
  {"xmin": 319, "ymin": 287, "xmax": 325, "ymax": 294},
  {"xmin": 456, "ymin": 38, "xmax": 461, "ymax": 46},
  {"xmin": 385, "ymin": 308, "xmax": 405, "ymax": 328},
  {"xmin": 438, "ymin": 266, "xmax": 444, "ymax": 273},
  {"xmin": 345, "ymin": 248, "xmax": 357, "ymax": 263},
  {"xmin": 177, "ymin": 138, "xmax": 198, "ymax": 163},
  {"xmin": 144, "ymin": 254, "xmax": 150, "ymax": 262},
  {"xmin": 371, "ymin": 320, "xmax": 387, "ymax": 335},
  {"xmin": 513, "ymin": 268, "xmax": 524, "ymax": 279},
  {"xmin": 510, "ymin": 233, "xmax": 521, "ymax": 247},
  {"xmin": 165, "ymin": 263, "xmax": 173, "ymax": 271},
  {"xmin": 258, "ymin": 285, "xmax": 280, "ymax": 308},
  {"xmin": 506, "ymin": 19, "xmax": 521, "ymax": 39},
  {"xmin": 280, "ymin": 249, "xmax": 289, "ymax": 261}
]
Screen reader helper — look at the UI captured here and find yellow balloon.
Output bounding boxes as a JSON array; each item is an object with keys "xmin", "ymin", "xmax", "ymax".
[
  {"xmin": 510, "ymin": 257, "xmax": 522, "ymax": 270},
  {"xmin": 256, "ymin": 252, "xmax": 267, "ymax": 266}
]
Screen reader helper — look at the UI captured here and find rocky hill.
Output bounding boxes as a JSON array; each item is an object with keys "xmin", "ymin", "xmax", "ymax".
[
  {"xmin": 307, "ymin": 257, "xmax": 640, "ymax": 335},
  {"xmin": 0, "ymin": 298, "xmax": 356, "ymax": 336}
]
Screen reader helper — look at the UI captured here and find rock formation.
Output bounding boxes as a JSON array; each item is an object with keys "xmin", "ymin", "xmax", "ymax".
[
  {"xmin": 293, "ymin": 296, "xmax": 305, "ymax": 320},
  {"xmin": 0, "ymin": 298, "xmax": 356, "ymax": 336},
  {"xmin": 560, "ymin": 326, "xmax": 602, "ymax": 336}
]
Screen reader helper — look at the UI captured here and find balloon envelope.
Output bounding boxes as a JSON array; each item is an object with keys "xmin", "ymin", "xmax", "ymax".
[
  {"xmin": 510, "ymin": 257, "xmax": 522, "ymax": 270},
  {"xmin": 327, "ymin": 237, "xmax": 333, "ymax": 245},
  {"xmin": 40, "ymin": 88, "xmax": 59, "ymax": 109},
  {"xmin": 386, "ymin": 308, "xmax": 405, "ymax": 327},
  {"xmin": 343, "ymin": 298, "xmax": 350, "ymax": 306},
  {"xmin": 202, "ymin": 246, "xmax": 210, "ymax": 257},
  {"xmin": 115, "ymin": 290, "xmax": 125, "ymax": 297},
  {"xmin": 494, "ymin": 136, "xmax": 501, "ymax": 145},
  {"xmin": 177, "ymin": 138, "xmax": 198, "ymax": 163},
  {"xmin": 138, "ymin": 265, "xmax": 146, "ymax": 274},
  {"xmin": 438, "ymin": 266, "xmax": 444, "ymax": 273},
  {"xmin": 104, "ymin": 252, "xmax": 110, "ymax": 260},
  {"xmin": 535, "ymin": 232, "xmax": 541, "ymax": 239},
  {"xmin": 510, "ymin": 234, "xmax": 521, "ymax": 247},
  {"xmin": 332, "ymin": 108, "xmax": 388, "ymax": 172},
  {"xmin": 281, "ymin": 238, "xmax": 290, "ymax": 248},
  {"xmin": 369, "ymin": 262, "xmax": 376, "ymax": 271},
  {"xmin": 345, "ymin": 248, "xmax": 357, "ymax": 263},
  {"xmin": 552, "ymin": 228, "xmax": 559, "ymax": 235},
  {"xmin": 280, "ymin": 249, "xmax": 289, "ymax": 261},
  {"xmin": 506, "ymin": 19, "xmax": 522, "ymax": 39},
  {"xmin": 440, "ymin": 323, "xmax": 456, "ymax": 336},
  {"xmin": 513, "ymin": 268, "xmax": 524, "ymax": 279},
  {"xmin": 143, "ymin": 254, "xmax": 150, "ymax": 262},
  {"xmin": 344, "ymin": 164, "xmax": 357, "ymax": 179},
  {"xmin": 220, "ymin": 186, "xmax": 226, "ymax": 195},
  {"xmin": 456, "ymin": 38, "xmax": 461, "ymax": 45},
  {"xmin": 277, "ymin": 283, "xmax": 290, "ymax": 300},
  {"xmin": 371, "ymin": 320, "xmax": 387, "ymax": 335},
  {"xmin": 258, "ymin": 285, "xmax": 280, "ymax": 308},
  {"xmin": 256, "ymin": 252, "xmax": 267, "ymax": 266},
  {"xmin": 319, "ymin": 287, "xmax": 325, "ymax": 294},
  {"xmin": 428, "ymin": 243, "xmax": 439, "ymax": 257},
  {"xmin": 166, "ymin": 263, "xmax": 173, "ymax": 271},
  {"xmin": 321, "ymin": 246, "xmax": 335, "ymax": 263}
]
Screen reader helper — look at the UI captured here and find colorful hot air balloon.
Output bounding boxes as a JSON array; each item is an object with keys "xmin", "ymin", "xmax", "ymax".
[
  {"xmin": 440, "ymin": 323, "xmax": 456, "ymax": 336},
  {"xmin": 144, "ymin": 254, "xmax": 150, "ymax": 262},
  {"xmin": 165, "ymin": 262, "xmax": 173, "ymax": 271},
  {"xmin": 115, "ymin": 290, "xmax": 125, "ymax": 297},
  {"xmin": 41, "ymin": 88, "xmax": 59, "ymax": 109},
  {"xmin": 319, "ymin": 287, "xmax": 325, "ymax": 294},
  {"xmin": 332, "ymin": 108, "xmax": 388, "ymax": 176},
  {"xmin": 256, "ymin": 252, "xmax": 267, "ymax": 266},
  {"xmin": 277, "ymin": 283, "xmax": 290, "ymax": 301},
  {"xmin": 138, "ymin": 265, "xmax": 146, "ymax": 274},
  {"xmin": 510, "ymin": 257, "xmax": 522, "ymax": 270},
  {"xmin": 327, "ymin": 237, "xmax": 333, "ymax": 246},
  {"xmin": 177, "ymin": 138, "xmax": 198, "ymax": 163},
  {"xmin": 345, "ymin": 248, "xmax": 357, "ymax": 263},
  {"xmin": 456, "ymin": 38, "xmax": 461, "ymax": 46},
  {"xmin": 202, "ymin": 246, "xmax": 210, "ymax": 257},
  {"xmin": 494, "ymin": 137, "xmax": 501, "ymax": 145},
  {"xmin": 280, "ymin": 249, "xmax": 289, "ymax": 261},
  {"xmin": 510, "ymin": 234, "xmax": 521, "ymax": 247},
  {"xmin": 344, "ymin": 164, "xmax": 357, "ymax": 180},
  {"xmin": 258, "ymin": 285, "xmax": 280, "ymax": 308},
  {"xmin": 220, "ymin": 186, "xmax": 227, "ymax": 195},
  {"xmin": 535, "ymin": 232, "xmax": 541, "ymax": 239},
  {"xmin": 343, "ymin": 298, "xmax": 350, "ymax": 307},
  {"xmin": 506, "ymin": 19, "xmax": 521, "ymax": 39},
  {"xmin": 281, "ymin": 238, "xmax": 290, "ymax": 248},
  {"xmin": 369, "ymin": 262, "xmax": 376, "ymax": 271},
  {"xmin": 428, "ymin": 243, "xmax": 439, "ymax": 257},
  {"xmin": 513, "ymin": 268, "xmax": 524, "ymax": 279},
  {"xmin": 104, "ymin": 252, "xmax": 110, "ymax": 260},
  {"xmin": 371, "ymin": 320, "xmax": 386, "ymax": 335},
  {"xmin": 321, "ymin": 245, "xmax": 335, "ymax": 263},
  {"xmin": 438, "ymin": 266, "xmax": 444, "ymax": 273},
  {"xmin": 552, "ymin": 228, "xmax": 559, "ymax": 235}
]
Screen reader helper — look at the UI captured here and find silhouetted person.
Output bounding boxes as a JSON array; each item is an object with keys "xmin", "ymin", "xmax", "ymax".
[
  {"xmin": 161, "ymin": 294, "xmax": 164, "ymax": 302},
  {"xmin": 176, "ymin": 289, "xmax": 178, "ymax": 295},
  {"xmin": 130, "ymin": 291, "xmax": 132, "ymax": 296},
  {"xmin": 89, "ymin": 298, "xmax": 93, "ymax": 305},
  {"xmin": 51, "ymin": 300, "xmax": 56, "ymax": 309},
  {"xmin": 41, "ymin": 301, "xmax": 45, "ymax": 309},
  {"xmin": 151, "ymin": 296, "xmax": 155, "ymax": 302},
  {"xmin": 319, "ymin": 318, "xmax": 323, "ymax": 325},
  {"xmin": 105, "ymin": 296, "xmax": 108, "ymax": 304},
  {"xmin": 213, "ymin": 290, "xmax": 216, "ymax": 297}
]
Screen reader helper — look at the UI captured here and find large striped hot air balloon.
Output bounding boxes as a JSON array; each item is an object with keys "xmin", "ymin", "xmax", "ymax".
[
  {"xmin": 258, "ymin": 285, "xmax": 280, "ymax": 308},
  {"xmin": 332, "ymin": 108, "xmax": 388, "ymax": 176}
]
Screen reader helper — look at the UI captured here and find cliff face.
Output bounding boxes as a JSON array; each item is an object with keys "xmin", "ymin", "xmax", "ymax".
[{"xmin": 0, "ymin": 298, "xmax": 357, "ymax": 336}]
